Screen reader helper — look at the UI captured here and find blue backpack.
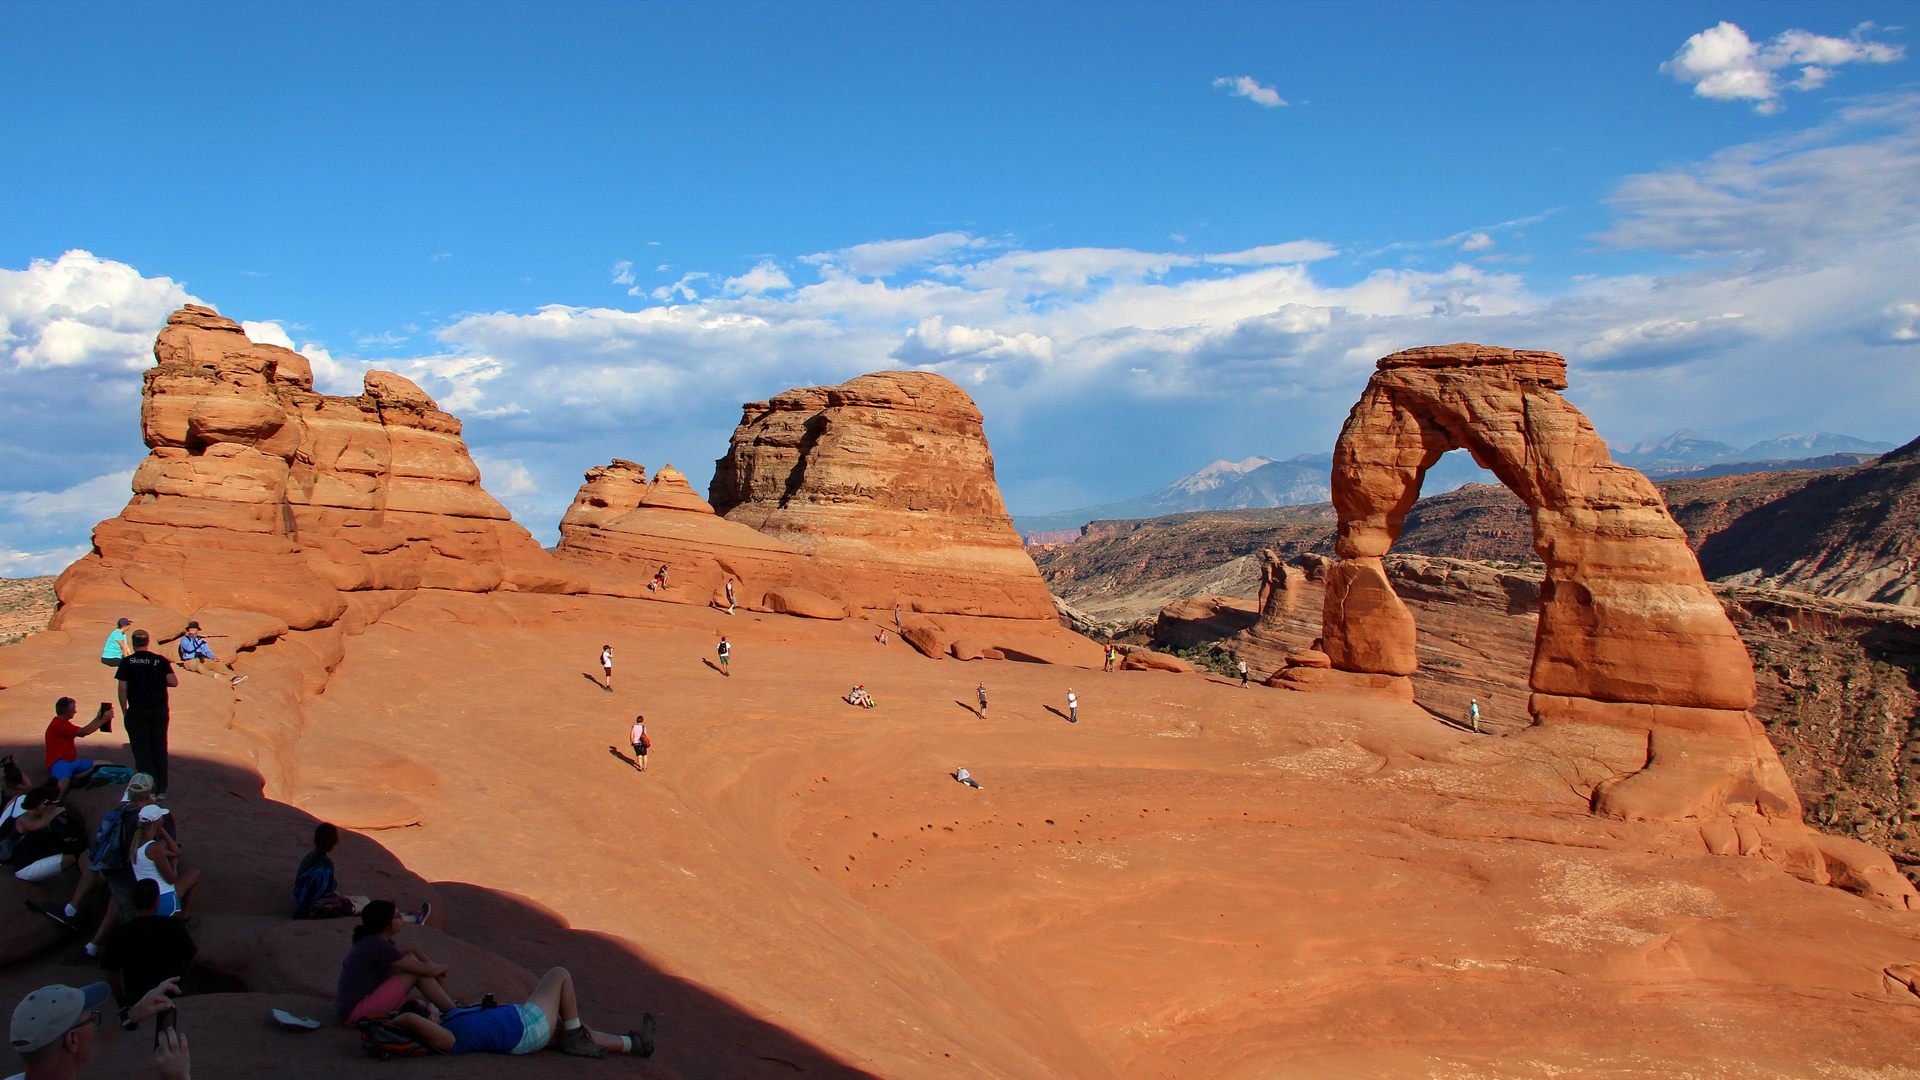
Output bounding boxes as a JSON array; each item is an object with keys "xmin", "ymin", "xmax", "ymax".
[
  {"xmin": 292, "ymin": 863, "xmax": 337, "ymax": 917},
  {"xmin": 88, "ymin": 807, "xmax": 136, "ymax": 873}
]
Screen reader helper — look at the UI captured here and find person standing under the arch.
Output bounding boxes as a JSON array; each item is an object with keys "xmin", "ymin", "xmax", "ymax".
[
  {"xmin": 724, "ymin": 579, "xmax": 736, "ymax": 615},
  {"xmin": 1066, "ymin": 689, "xmax": 1077, "ymax": 724},
  {"xmin": 716, "ymin": 637, "xmax": 730, "ymax": 677},
  {"xmin": 1104, "ymin": 644, "xmax": 1116, "ymax": 673},
  {"xmin": 630, "ymin": 717, "xmax": 648, "ymax": 772},
  {"xmin": 600, "ymin": 646, "xmax": 613, "ymax": 693}
]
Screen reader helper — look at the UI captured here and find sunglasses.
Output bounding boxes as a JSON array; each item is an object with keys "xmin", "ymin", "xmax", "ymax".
[{"xmin": 67, "ymin": 1011, "xmax": 102, "ymax": 1034}]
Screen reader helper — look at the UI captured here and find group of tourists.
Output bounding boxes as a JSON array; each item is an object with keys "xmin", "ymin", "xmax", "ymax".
[{"xmin": 5, "ymin": 616, "xmax": 661, "ymax": 1078}]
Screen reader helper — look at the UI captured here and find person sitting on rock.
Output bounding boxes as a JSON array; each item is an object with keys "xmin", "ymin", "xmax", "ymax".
[
  {"xmin": 44, "ymin": 698, "xmax": 118, "ymax": 796},
  {"xmin": 174, "ymin": 624, "xmax": 241, "ymax": 687},
  {"xmin": 0, "ymin": 756, "xmax": 28, "ymax": 803},
  {"xmin": 382, "ymin": 967, "xmax": 654, "ymax": 1060},
  {"xmin": 335, "ymin": 901, "xmax": 455, "ymax": 1026},
  {"xmin": 99, "ymin": 879, "xmax": 197, "ymax": 1025},
  {"xmin": 845, "ymin": 686, "xmax": 876, "ymax": 709},
  {"xmin": 294, "ymin": 822, "xmax": 366, "ymax": 920},
  {"xmin": 5, "ymin": 788, "xmax": 92, "ymax": 886},
  {"xmin": 99, "ymin": 617, "xmax": 132, "ymax": 669},
  {"xmin": 62, "ymin": 774, "xmax": 162, "ymax": 963},
  {"xmin": 129, "ymin": 806, "xmax": 200, "ymax": 923}
]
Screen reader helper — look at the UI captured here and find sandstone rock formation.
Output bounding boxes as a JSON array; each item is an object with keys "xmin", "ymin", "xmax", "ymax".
[
  {"xmin": 48, "ymin": 305, "xmax": 580, "ymax": 809},
  {"xmin": 553, "ymin": 459, "xmax": 826, "ymax": 609},
  {"xmin": 710, "ymin": 372, "xmax": 1056, "ymax": 622},
  {"xmin": 1320, "ymin": 344, "xmax": 1802, "ymax": 830}
]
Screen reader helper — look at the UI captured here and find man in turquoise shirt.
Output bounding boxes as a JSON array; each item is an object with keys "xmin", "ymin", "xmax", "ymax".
[{"xmin": 99, "ymin": 619, "xmax": 131, "ymax": 668}]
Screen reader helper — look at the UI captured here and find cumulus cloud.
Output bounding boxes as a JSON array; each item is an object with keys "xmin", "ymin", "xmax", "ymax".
[
  {"xmin": 1459, "ymin": 232, "xmax": 1495, "ymax": 252},
  {"xmin": 1213, "ymin": 76, "xmax": 1286, "ymax": 108},
  {"xmin": 723, "ymin": 261, "xmax": 794, "ymax": 296},
  {"xmin": 2, "ymin": 250, "xmax": 193, "ymax": 371},
  {"xmin": 1662, "ymin": 21, "xmax": 1903, "ymax": 114}
]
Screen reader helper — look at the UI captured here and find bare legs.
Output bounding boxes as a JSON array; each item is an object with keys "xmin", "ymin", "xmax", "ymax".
[
  {"xmin": 397, "ymin": 969, "xmax": 456, "ymax": 1012},
  {"xmin": 528, "ymin": 967, "xmax": 632, "ymax": 1051}
]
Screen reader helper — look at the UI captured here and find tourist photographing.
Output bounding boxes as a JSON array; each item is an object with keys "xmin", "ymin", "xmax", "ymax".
[{"xmin": 6, "ymin": 978, "xmax": 188, "ymax": 1080}]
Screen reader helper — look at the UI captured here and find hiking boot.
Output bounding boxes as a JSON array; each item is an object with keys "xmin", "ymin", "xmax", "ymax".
[
  {"xmin": 630, "ymin": 1012, "xmax": 655, "ymax": 1057},
  {"xmin": 558, "ymin": 1025, "xmax": 606, "ymax": 1058}
]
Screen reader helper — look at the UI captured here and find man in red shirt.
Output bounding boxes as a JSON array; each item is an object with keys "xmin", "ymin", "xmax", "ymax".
[{"xmin": 45, "ymin": 697, "xmax": 114, "ymax": 774}]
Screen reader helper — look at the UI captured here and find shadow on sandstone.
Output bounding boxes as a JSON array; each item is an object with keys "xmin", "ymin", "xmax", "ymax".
[{"xmin": 0, "ymin": 747, "xmax": 880, "ymax": 1079}]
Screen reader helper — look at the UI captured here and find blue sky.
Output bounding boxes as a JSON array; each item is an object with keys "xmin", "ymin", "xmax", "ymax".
[{"xmin": 2, "ymin": 1, "xmax": 1917, "ymax": 571}]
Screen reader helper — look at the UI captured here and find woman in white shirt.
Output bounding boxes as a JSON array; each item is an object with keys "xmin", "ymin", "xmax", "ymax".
[{"xmin": 130, "ymin": 805, "xmax": 200, "ymax": 922}]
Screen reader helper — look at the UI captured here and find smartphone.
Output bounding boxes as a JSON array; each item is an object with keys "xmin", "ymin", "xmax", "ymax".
[
  {"xmin": 152, "ymin": 1006, "xmax": 175, "ymax": 1048},
  {"xmin": 99, "ymin": 703, "xmax": 112, "ymax": 735}
]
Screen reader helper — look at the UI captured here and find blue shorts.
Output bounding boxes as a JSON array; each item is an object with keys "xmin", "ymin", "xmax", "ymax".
[
  {"xmin": 49, "ymin": 760, "xmax": 94, "ymax": 781},
  {"xmin": 154, "ymin": 891, "xmax": 179, "ymax": 917}
]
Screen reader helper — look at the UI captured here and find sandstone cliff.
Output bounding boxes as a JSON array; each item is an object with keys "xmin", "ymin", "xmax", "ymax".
[{"xmin": 705, "ymin": 371, "xmax": 1092, "ymax": 662}]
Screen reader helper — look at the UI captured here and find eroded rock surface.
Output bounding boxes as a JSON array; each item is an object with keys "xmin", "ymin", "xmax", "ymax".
[{"xmin": 710, "ymin": 372, "xmax": 1057, "ymax": 622}]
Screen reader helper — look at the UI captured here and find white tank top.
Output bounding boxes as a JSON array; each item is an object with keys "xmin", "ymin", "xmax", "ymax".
[{"xmin": 132, "ymin": 839, "xmax": 177, "ymax": 897}]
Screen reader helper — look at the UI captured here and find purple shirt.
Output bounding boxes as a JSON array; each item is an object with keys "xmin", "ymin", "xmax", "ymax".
[{"xmin": 335, "ymin": 935, "xmax": 403, "ymax": 1022}]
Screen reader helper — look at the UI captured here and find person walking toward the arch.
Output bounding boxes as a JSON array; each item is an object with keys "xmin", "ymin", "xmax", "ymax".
[
  {"xmin": 1469, "ymin": 699, "xmax": 1481, "ymax": 733},
  {"xmin": 1066, "ymin": 689, "xmax": 1077, "ymax": 724},
  {"xmin": 975, "ymin": 683, "xmax": 987, "ymax": 719},
  {"xmin": 599, "ymin": 646, "xmax": 613, "ymax": 693},
  {"xmin": 630, "ymin": 717, "xmax": 649, "ymax": 772},
  {"xmin": 716, "ymin": 637, "xmax": 730, "ymax": 677},
  {"xmin": 1237, "ymin": 658, "xmax": 1249, "ymax": 688}
]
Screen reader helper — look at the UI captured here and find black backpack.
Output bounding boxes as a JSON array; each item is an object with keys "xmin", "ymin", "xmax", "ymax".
[{"xmin": 357, "ymin": 1014, "xmax": 435, "ymax": 1060}]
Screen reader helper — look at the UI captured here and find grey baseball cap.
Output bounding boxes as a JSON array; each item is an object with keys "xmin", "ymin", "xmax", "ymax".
[{"xmin": 10, "ymin": 982, "xmax": 108, "ymax": 1053}]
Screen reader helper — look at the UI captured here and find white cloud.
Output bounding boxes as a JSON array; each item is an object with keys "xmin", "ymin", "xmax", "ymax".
[
  {"xmin": 1662, "ymin": 21, "xmax": 1904, "ymax": 114},
  {"xmin": 611, "ymin": 260, "xmax": 635, "ymax": 286},
  {"xmin": 0, "ymin": 546, "xmax": 87, "ymax": 577},
  {"xmin": 1459, "ymin": 232, "xmax": 1495, "ymax": 252},
  {"xmin": 1879, "ymin": 301, "xmax": 1920, "ymax": 344},
  {"xmin": 722, "ymin": 261, "xmax": 794, "ymax": 296},
  {"xmin": 1204, "ymin": 241, "xmax": 1340, "ymax": 265},
  {"xmin": 808, "ymin": 233, "xmax": 990, "ymax": 278},
  {"xmin": 1213, "ymin": 76, "xmax": 1286, "ymax": 108},
  {"xmin": 1, "ymin": 250, "xmax": 194, "ymax": 371}
]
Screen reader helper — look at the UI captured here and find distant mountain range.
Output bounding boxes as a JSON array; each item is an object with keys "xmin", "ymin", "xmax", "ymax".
[
  {"xmin": 1014, "ymin": 430, "xmax": 1897, "ymax": 541},
  {"xmin": 1610, "ymin": 430, "xmax": 1894, "ymax": 472}
]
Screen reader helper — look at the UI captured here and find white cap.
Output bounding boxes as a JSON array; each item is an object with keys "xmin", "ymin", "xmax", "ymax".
[{"xmin": 137, "ymin": 804, "xmax": 169, "ymax": 824}]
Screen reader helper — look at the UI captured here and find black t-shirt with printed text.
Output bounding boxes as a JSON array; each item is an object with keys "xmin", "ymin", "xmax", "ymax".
[
  {"xmin": 116, "ymin": 651, "xmax": 174, "ymax": 712},
  {"xmin": 100, "ymin": 914, "xmax": 196, "ymax": 1004}
]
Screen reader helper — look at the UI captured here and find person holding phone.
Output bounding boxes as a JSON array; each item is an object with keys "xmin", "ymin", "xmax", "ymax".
[{"xmin": 5, "ymin": 976, "xmax": 189, "ymax": 1079}]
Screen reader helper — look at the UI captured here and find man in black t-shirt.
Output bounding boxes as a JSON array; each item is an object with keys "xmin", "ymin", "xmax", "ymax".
[
  {"xmin": 99, "ymin": 878, "xmax": 196, "ymax": 1015},
  {"xmin": 115, "ymin": 630, "xmax": 178, "ymax": 796}
]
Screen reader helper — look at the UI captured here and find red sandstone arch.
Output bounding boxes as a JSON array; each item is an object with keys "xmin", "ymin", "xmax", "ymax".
[{"xmin": 1322, "ymin": 344, "xmax": 1798, "ymax": 822}]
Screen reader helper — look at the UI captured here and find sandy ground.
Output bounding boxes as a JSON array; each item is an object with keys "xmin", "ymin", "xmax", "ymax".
[{"xmin": 1, "ymin": 590, "xmax": 1919, "ymax": 1078}]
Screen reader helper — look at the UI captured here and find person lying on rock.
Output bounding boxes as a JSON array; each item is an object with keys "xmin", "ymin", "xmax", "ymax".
[
  {"xmin": 336, "ymin": 901, "xmax": 455, "ymax": 1026},
  {"xmin": 294, "ymin": 822, "xmax": 368, "ymax": 919},
  {"xmin": 129, "ymin": 807, "xmax": 199, "ymax": 924},
  {"xmin": 100, "ymin": 880, "xmax": 196, "ymax": 1028},
  {"xmin": 6, "ymin": 977, "xmax": 189, "ymax": 1080},
  {"xmin": 382, "ymin": 967, "xmax": 654, "ymax": 1060}
]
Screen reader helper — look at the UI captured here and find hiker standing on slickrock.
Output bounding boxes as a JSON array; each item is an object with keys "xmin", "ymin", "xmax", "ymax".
[
  {"xmin": 1104, "ymin": 644, "xmax": 1116, "ymax": 673},
  {"xmin": 1469, "ymin": 699, "xmax": 1480, "ymax": 733},
  {"xmin": 600, "ymin": 646, "xmax": 613, "ymax": 692},
  {"xmin": 1237, "ymin": 658, "xmax": 1249, "ymax": 688},
  {"xmin": 115, "ymin": 631, "xmax": 177, "ymax": 797},
  {"xmin": 976, "ymin": 683, "xmax": 988, "ymax": 719},
  {"xmin": 717, "ymin": 637, "xmax": 730, "ymax": 677},
  {"xmin": 630, "ymin": 717, "xmax": 648, "ymax": 771},
  {"xmin": 724, "ymin": 579, "xmax": 736, "ymax": 615},
  {"xmin": 1067, "ymin": 689, "xmax": 1078, "ymax": 724}
]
